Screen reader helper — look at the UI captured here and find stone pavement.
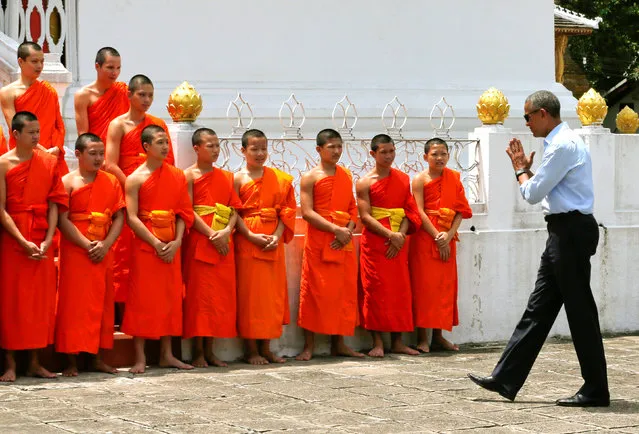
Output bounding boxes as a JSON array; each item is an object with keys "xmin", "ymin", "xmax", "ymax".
[{"xmin": 0, "ymin": 335, "xmax": 638, "ymax": 433}]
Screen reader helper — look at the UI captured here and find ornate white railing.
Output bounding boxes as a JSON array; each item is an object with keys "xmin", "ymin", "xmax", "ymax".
[{"xmin": 217, "ymin": 93, "xmax": 484, "ymax": 204}]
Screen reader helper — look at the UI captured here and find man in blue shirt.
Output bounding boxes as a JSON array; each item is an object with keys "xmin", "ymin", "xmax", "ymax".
[{"xmin": 468, "ymin": 90, "xmax": 609, "ymax": 407}]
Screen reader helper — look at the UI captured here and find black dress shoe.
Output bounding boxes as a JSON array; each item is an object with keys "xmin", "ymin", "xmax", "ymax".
[
  {"xmin": 467, "ymin": 373, "xmax": 516, "ymax": 401},
  {"xmin": 556, "ymin": 393, "xmax": 610, "ymax": 407}
]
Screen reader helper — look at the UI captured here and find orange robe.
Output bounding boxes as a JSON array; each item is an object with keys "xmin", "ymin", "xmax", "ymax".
[
  {"xmin": 112, "ymin": 114, "xmax": 175, "ymax": 303},
  {"xmin": 9, "ymin": 80, "xmax": 68, "ymax": 175},
  {"xmin": 121, "ymin": 163, "xmax": 194, "ymax": 339},
  {"xmin": 87, "ymin": 82, "xmax": 130, "ymax": 145},
  {"xmin": 0, "ymin": 127, "xmax": 7, "ymax": 155},
  {"xmin": 0, "ymin": 151, "xmax": 68, "ymax": 350},
  {"xmin": 235, "ymin": 167, "xmax": 296, "ymax": 339},
  {"xmin": 182, "ymin": 168, "xmax": 242, "ymax": 339},
  {"xmin": 55, "ymin": 171, "xmax": 125, "ymax": 354},
  {"xmin": 359, "ymin": 168, "xmax": 421, "ymax": 333},
  {"xmin": 409, "ymin": 167, "xmax": 472, "ymax": 331},
  {"xmin": 298, "ymin": 166, "xmax": 358, "ymax": 335}
]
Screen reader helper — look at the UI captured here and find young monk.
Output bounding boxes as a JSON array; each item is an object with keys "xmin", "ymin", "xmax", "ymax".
[
  {"xmin": 409, "ymin": 138, "xmax": 472, "ymax": 352},
  {"xmin": 296, "ymin": 128, "xmax": 364, "ymax": 361},
  {"xmin": 356, "ymin": 133, "xmax": 422, "ymax": 358},
  {"xmin": 0, "ymin": 111, "xmax": 68, "ymax": 381},
  {"xmin": 183, "ymin": 128, "xmax": 242, "ymax": 368},
  {"xmin": 105, "ymin": 74, "xmax": 175, "ymax": 304},
  {"xmin": 55, "ymin": 133, "xmax": 125, "ymax": 376},
  {"xmin": 74, "ymin": 47, "xmax": 129, "ymax": 143},
  {"xmin": 234, "ymin": 129, "xmax": 296, "ymax": 365},
  {"xmin": 0, "ymin": 42, "xmax": 67, "ymax": 174},
  {"xmin": 121, "ymin": 124, "xmax": 194, "ymax": 374}
]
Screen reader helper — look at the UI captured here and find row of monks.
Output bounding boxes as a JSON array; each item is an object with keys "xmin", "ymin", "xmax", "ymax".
[{"xmin": 0, "ymin": 43, "xmax": 472, "ymax": 381}]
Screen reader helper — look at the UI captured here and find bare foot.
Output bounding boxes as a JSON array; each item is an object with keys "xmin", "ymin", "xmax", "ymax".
[
  {"xmin": 0, "ymin": 369, "xmax": 16, "ymax": 382},
  {"xmin": 262, "ymin": 350, "xmax": 286, "ymax": 364},
  {"xmin": 390, "ymin": 343, "xmax": 420, "ymax": 356},
  {"xmin": 295, "ymin": 348, "xmax": 313, "ymax": 361},
  {"xmin": 368, "ymin": 346, "xmax": 385, "ymax": 358},
  {"xmin": 159, "ymin": 355, "xmax": 194, "ymax": 370},
  {"xmin": 129, "ymin": 362, "xmax": 146, "ymax": 374},
  {"xmin": 94, "ymin": 359, "xmax": 118, "ymax": 375},
  {"xmin": 416, "ymin": 343, "xmax": 430, "ymax": 353},
  {"xmin": 192, "ymin": 354, "xmax": 209, "ymax": 368},
  {"xmin": 206, "ymin": 355, "xmax": 228, "ymax": 368},
  {"xmin": 245, "ymin": 353, "xmax": 269, "ymax": 365},
  {"xmin": 331, "ymin": 344, "xmax": 366, "ymax": 358},
  {"xmin": 431, "ymin": 337, "xmax": 459, "ymax": 351},
  {"xmin": 62, "ymin": 366, "xmax": 79, "ymax": 377},
  {"xmin": 26, "ymin": 366, "xmax": 57, "ymax": 379}
]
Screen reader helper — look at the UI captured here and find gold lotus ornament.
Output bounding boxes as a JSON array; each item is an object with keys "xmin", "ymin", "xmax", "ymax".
[
  {"xmin": 576, "ymin": 88, "xmax": 607, "ymax": 127},
  {"xmin": 476, "ymin": 87, "xmax": 510, "ymax": 125},
  {"xmin": 615, "ymin": 106, "xmax": 639, "ymax": 134},
  {"xmin": 167, "ymin": 81, "xmax": 203, "ymax": 122}
]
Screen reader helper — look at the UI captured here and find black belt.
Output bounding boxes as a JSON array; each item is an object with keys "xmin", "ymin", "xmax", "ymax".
[{"xmin": 544, "ymin": 210, "xmax": 591, "ymax": 223}]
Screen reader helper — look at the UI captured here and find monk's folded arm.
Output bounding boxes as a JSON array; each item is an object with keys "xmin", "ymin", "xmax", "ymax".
[
  {"xmin": 226, "ymin": 211, "xmax": 239, "ymax": 231},
  {"xmin": 356, "ymin": 181, "xmax": 393, "ymax": 239},
  {"xmin": 273, "ymin": 219, "xmax": 286, "ymax": 239},
  {"xmin": 174, "ymin": 217, "xmax": 186, "ymax": 242},
  {"xmin": 399, "ymin": 217, "xmax": 410, "ymax": 236},
  {"xmin": 104, "ymin": 209, "xmax": 125, "ymax": 247},
  {"xmin": 45, "ymin": 202, "xmax": 59, "ymax": 243},
  {"xmin": 412, "ymin": 176, "xmax": 439, "ymax": 238},
  {"xmin": 301, "ymin": 174, "xmax": 340, "ymax": 234},
  {"xmin": 447, "ymin": 212, "xmax": 463, "ymax": 240},
  {"xmin": 234, "ymin": 216, "xmax": 253, "ymax": 238},
  {"xmin": 105, "ymin": 124, "xmax": 127, "ymax": 185},
  {"xmin": 58, "ymin": 210, "xmax": 91, "ymax": 250},
  {"xmin": 125, "ymin": 179, "xmax": 161, "ymax": 248},
  {"xmin": 73, "ymin": 91, "xmax": 89, "ymax": 135}
]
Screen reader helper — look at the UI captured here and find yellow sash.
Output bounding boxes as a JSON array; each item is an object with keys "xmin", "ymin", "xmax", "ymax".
[
  {"xmin": 139, "ymin": 209, "xmax": 175, "ymax": 242},
  {"xmin": 194, "ymin": 203, "xmax": 233, "ymax": 231},
  {"xmin": 371, "ymin": 206, "xmax": 405, "ymax": 232},
  {"xmin": 69, "ymin": 209, "xmax": 112, "ymax": 241}
]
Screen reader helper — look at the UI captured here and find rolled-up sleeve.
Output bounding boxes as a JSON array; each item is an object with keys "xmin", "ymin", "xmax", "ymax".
[{"xmin": 520, "ymin": 144, "xmax": 573, "ymax": 204}]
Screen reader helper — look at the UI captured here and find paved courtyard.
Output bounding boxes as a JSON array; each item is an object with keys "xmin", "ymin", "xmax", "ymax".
[{"xmin": 0, "ymin": 335, "xmax": 638, "ymax": 433}]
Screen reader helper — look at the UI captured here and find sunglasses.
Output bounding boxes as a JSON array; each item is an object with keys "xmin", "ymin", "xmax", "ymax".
[{"xmin": 524, "ymin": 108, "xmax": 541, "ymax": 122}]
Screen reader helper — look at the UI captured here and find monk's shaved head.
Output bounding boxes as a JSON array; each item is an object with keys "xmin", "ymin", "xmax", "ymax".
[
  {"xmin": 371, "ymin": 133, "xmax": 393, "ymax": 152},
  {"xmin": 12, "ymin": 111, "xmax": 38, "ymax": 132},
  {"xmin": 95, "ymin": 47, "xmax": 120, "ymax": 66},
  {"xmin": 17, "ymin": 41, "xmax": 42, "ymax": 60},
  {"xmin": 241, "ymin": 129, "xmax": 267, "ymax": 149},
  {"xmin": 192, "ymin": 128, "xmax": 217, "ymax": 146},
  {"xmin": 141, "ymin": 124, "xmax": 166, "ymax": 147},
  {"xmin": 316, "ymin": 128, "xmax": 342, "ymax": 147},
  {"xmin": 128, "ymin": 74, "xmax": 153, "ymax": 93},
  {"xmin": 75, "ymin": 133, "xmax": 102, "ymax": 152},
  {"xmin": 424, "ymin": 137, "xmax": 448, "ymax": 154}
]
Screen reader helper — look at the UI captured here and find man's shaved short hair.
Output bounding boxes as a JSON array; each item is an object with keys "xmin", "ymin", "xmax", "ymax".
[
  {"xmin": 141, "ymin": 125, "xmax": 166, "ymax": 147},
  {"xmin": 75, "ymin": 133, "xmax": 103, "ymax": 152},
  {"xmin": 17, "ymin": 42, "xmax": 42, "ymax": 61},
  {"xmin": 241, "ymin": 129, "xmax": 267, "ymax": 149},
  {"xmin": 12, "ymin": 111, "xmax": 37, "ymax": 132},
  {"xmin": 95, "ymin": 47, "xmax": 121, "ymax": 66},
  {"xmin": 128, "ymin": 74, "xmax": 153, "ymax": 93},
  {"xmin": 192, "ymin": 128, "xmax": 218, "ymax": 146}
]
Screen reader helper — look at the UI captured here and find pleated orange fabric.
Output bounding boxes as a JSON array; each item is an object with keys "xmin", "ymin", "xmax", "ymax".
[
  {"xmin": 121, "ymin": 163, "xmax": 194, "ymax": 339},
  {"xmin": 0, "ymin": 151, "xmax": 68, "ymax": 350},
  {"xmin": 9, "ymin": 81, "xmax": 68, "ymax": 175},
  {"xmin": 112, "ymin": 114, "xmax": 175, "ymax": 303},
  {"xmin": 359, "ymin": 168, "xmax": 421, "ymax": 332},
  {"xmin": 55, "ymin": 171, "xmax": 125, "ymax": 354},
  {"xmin": 235, "ymin": 167, "xmax": 296, "ymax": 339},
  {"xmin": 0, "ymin": 128, "xmax": 7, "ymax": 155},
  {"xmin": 409, "ymin": 167, "xmax": 472, "ymax": 331},
  {"xmin": 298, "ymin": 166, "xmax": 359, "ymax": 335},
  {"xmin": 182, "ymin": 168, "xmax": 242, "ymax": 339},
  {"xmin": 87, "ymin": 82, "xmax": 130, "ymax": 145}
]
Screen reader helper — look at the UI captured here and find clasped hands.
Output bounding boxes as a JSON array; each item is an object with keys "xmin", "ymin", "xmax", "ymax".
[
  {"xmin": 331, "ymin": 225, "xmax": 353, "ymax": 250},
  {"xmin": 506, "ymin": 138, "xmax": 535, "ymax": 172},
  {"xmin": 153, "ymin": 239, "xmax": 181, "ymax": 263},
  {"xmin": 209, "ymin": 228, "xmax": 232, "ymax": 255},
  {"xmin": 248, "ymin": 231, "xmax": 279, "ymax": 251},
  {"xmin": 22, "ymin": 239, "xmax": 51, "ymax": 260},
  {"xmin": 435, "ymin": 231, "xmax": 451, "ymax": 262}
]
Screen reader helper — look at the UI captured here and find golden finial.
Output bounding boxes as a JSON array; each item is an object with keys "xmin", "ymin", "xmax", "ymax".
[
  {"xmin": 615, "ymin": 106, "xmax": 639, "ymax": 134},
  {"xmin": 167, "ymin": 81, "xmax": 203, "ymax": 123},
  {"xmin": 576, "ymin": 88, "xmax": 608, "ymax": 126},
  {"xmin": 476, "ymin": 87, "xmax": 510, "ymax": 125}
]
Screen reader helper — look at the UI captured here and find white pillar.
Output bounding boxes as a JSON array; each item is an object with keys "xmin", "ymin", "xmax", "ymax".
[{"xmin": 168, "ymin": 122, "xmax": 198, "ymax": 170}]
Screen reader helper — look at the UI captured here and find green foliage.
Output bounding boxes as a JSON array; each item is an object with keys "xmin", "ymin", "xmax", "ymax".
[{"xmin": 558, "ymin": 0, "xmax": 639, "ymax": 92}]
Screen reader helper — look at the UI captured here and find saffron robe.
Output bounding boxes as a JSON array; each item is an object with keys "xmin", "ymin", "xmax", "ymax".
[
  {"xmin": 359, "ymin": 168, "xmax": 421, "ymax": 333},
  {"xmin": 87, "ymin": 82, "xmax": 130, "ymax": 145},
  {"xmin": 409, "ymin": 167, "xmax": 472, "ymax": 331},
  {"xmin": 9, "ymin": 80, "xmax": 68, "ymax": 174},
  {"xmin": 298, "ymin": 166, "xmax": 359, "ymax": 335},
  {"xmin": 182, "ymin": 168, "xmax": 242, "ymax": 339},
  {"xmin": 121, "ymin": 163, "xmax": 194, "ymax": 339},
  {"xmin": 55, "ymin": 171, "xmax": 125, "ymax": 354},
  {"xmin": 0, "ymin": 151, "xmax": 68, "ymax": 350},
  {"xmin": 112, "ymin": 114, "xmax": 175, "ymax": 303},
  {"xmin": 235, "ymin": 167, "xmax": 296, "ymax": 339},
  {"xmin": 0, "ymin": 127, "xmax": 7, "ymax": 155}
]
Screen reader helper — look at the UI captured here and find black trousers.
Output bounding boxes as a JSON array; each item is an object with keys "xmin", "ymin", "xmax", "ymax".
[{"xmin": 492, "ymin": 211, "xmax": 609, "ymax": 399}]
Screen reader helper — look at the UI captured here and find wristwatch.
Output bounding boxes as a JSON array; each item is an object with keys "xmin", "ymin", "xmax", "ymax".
[{"xmin": 515, "ymin": 168, "xmax": 527, "ymax": 179}]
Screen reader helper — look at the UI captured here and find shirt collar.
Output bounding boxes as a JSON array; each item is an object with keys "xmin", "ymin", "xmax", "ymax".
[{"xmin": 544, "ymin": 122, "xmax": 567, "ymax": 147}]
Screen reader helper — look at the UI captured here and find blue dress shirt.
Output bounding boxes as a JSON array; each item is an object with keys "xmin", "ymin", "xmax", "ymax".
[{"xmin": 520, "ymin": 122, "xmax": 594, "ymax": 215}]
